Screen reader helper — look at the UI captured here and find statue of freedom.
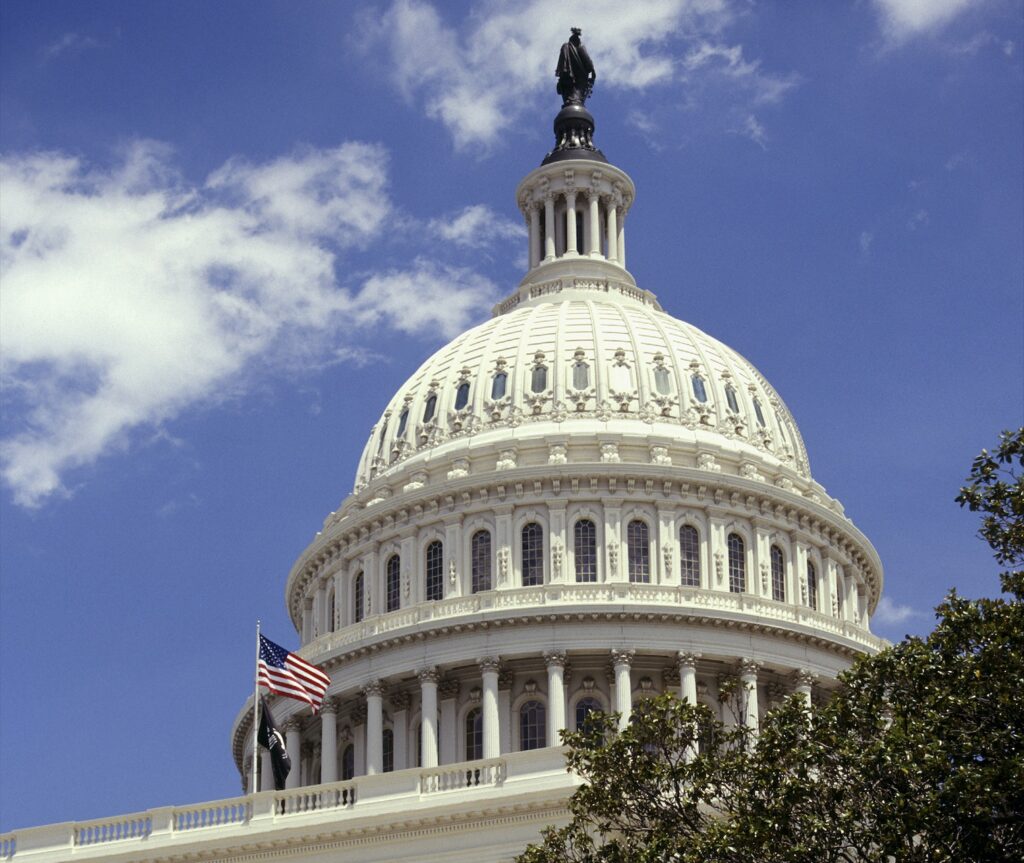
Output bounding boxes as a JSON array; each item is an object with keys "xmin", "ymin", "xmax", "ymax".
[{"xmin": 555, "ymin": 28, "xmax": 596, "ymax": 107}]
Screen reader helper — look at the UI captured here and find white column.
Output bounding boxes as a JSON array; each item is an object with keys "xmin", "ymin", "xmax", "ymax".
[
  {"xmin": 418, "ymin": 668, "xmax": 440, "ymax": 768},
  {"xmin": 611, "ymin": 648, "xmax": 634, "ymax": 729},
  {"xmin": 320, "ymin": 699, "xmax": 338, "ymax": 784},
  {"xmin": 739, "ymin": 660, "xmax": 760, "ymax": 735},
  {"xmin": 529, "ymin": 202, "xmax": 541, "ymax": 269},
  {"xmin": 391, "ymin": 693, "xmax": 410, "ymax": 771},
  {"xmin": 479, "ymin": 657, "xmax": 501, "ymax": 758},
  {"xmin": 565, "ymin": 191, "xmax": 578, "ymax": 255},
  {"xmin": 283, "ymin": 718, "xmax": 302, "ymax": 789},
  {"xmin": 793, "ymin": 668, "xmax": 816, "ymax": 707},
  {"xmin": 544, "ymin": 651, "xmax": 567, "ymax": 745},
  {"xmin": 543, "ymin": 195, "xmax": 556, "ymax": 261},
  {"xmin": 301, "ymin": 601, "xmax": 313, "ymax": 644},
  {"xmin": 364, "ymin": 681, "xmax": 384, "ymax": 775},
  {"xmin": 439, "ymin": 679, "xmax": 459, "ymax": 764},
  {"xmin": 352, "ymin": 706, "xmax": 366, "ymax": 775},
  {"xmin": 677, "ymin": 652, "xmax": 699, "ymax": 704},
  {"xmin": 616, "ymin": 205, "xmax": 626, "ymax": 268},
  {"xmin": 605, "ymin": 197, "xmax": 618, "ymax": 263},
  {"xmin": 588, "ymin": 190, "xmax": 601, "ymax": 257},
  {"xmin": 315, "ymin": 580, "xmax": 327, "ymax": 636},
  {"xmin": 498, "ymin": 672, "xmax": 512, "ymax": 755}
]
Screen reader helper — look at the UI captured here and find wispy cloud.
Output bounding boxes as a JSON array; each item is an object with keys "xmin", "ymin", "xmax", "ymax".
[
  {"xmin": 737, "ymin": 114, "xmax": 768, "ymax": 149},
  {"xmin": 874, "ymin": 595, "xmax": 927, "ymax": 625},
  {"xmin": 907, "ymin": 208, "xmax": 930, "ymax": 230},
  {"xmin": 873, "ymin": 0, "xmax": 978, "ymax": 43},
  {"xmin": 429, "ymin": 204, "xmax": 525, "ymax": 249},
  {"xmin": 859, "ymin": 230, "xmax": 874, "ymax": 256},
  {"xmin": 42, "ymin": 32, "xmax": 106, "ymax": 61},
  {"xmin": 359, "ymin": 0, "xmax": 797, "ymax": 151},
  {"xmin": 0, "ymin": 142, "xmax": 497, "ymax": 508}
]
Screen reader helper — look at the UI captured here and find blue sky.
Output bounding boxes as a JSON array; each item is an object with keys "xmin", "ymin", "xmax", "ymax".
[{"xmin": 1, "ymin": 0, "xmax": 1021, "ymax": 834}]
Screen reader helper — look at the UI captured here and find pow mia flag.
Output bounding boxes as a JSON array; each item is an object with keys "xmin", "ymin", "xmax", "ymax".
[{"xmin": 257, "ymin": 696, "xmax": 291, "ymax": 791}]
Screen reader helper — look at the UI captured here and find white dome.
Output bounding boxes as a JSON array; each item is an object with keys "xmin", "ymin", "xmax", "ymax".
[{"xmin": 354, "ymin": 282, "xmax": 810, "ymax": 493}]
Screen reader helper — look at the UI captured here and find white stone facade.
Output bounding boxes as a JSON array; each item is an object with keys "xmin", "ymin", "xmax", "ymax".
[{"xmin": 2, "ymin": 154, "xmax": 884, "ymax": 863}]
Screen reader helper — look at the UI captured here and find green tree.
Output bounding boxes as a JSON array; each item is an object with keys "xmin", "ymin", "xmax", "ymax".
[{"xmin": 519, "ymin": 430, "xmax": 1024, "ymax": 863}]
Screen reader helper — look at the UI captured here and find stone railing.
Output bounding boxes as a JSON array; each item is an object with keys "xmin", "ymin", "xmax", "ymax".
[
  {"xmin": 310, "ymin": 584, "xmax": 888, "ymax": 658},
  {"xmin": 0, "ymin": 749, "xmax": 567, "ymax": 861}
]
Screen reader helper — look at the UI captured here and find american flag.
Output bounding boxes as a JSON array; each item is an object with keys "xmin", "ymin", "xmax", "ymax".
[{"xmin": 258, "ymin": 634, "xmax": 330, "ymax": 712}]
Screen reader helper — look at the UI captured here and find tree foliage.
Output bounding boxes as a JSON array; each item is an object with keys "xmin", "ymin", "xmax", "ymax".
[{"xmin": 519, "ymin": 430, "xmax": 1024, "ymax": 863}]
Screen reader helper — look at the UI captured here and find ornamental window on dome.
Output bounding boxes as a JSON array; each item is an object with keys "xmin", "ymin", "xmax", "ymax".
[
  {"xmin": 654, "ymin": 365, "xmax": 672, "ymax": 395},
  {"xmin": 572, "ymin": 360, "xmax": 590, "ymax": 389},
  {"xmin": 627, "ymin": 520, "xmax": 651, "ymax": 583},
  {"xmin": 422, "ymin": 394, "xmax": 437, "ymax": 423},
  {"xmin": 727, "ymin": 534, "xmax": 746, "ymax": 593},
  {"xmin": 465, "ymin": 707, "xmax": 483, "ymax": 761},
  {"xmin": 691, "ymin": 374, "xmax": 708, "ymax": 403},
  {"xmin": 471, "ymin": 529, "xmax": 492, "ymax": 593},
  {"xmin": 491, "ymin": 371, "xmax": 507, "ymax": 400},
  {"xmin": 454, "ymin": 382, "xmax": 470, "ymax": 411},
  {"xmin": 385, "ymin": 554, "xmax": 401, "ymax": 613},
  {"xmin": 771, "ymin": 545, "xmax": 786, "ymax": 602},
  {"xmin": 425, "ymin": 540, "xmax": 444, "ymax": 602},
  {"xmin": 753, "ymin": 397, "xmax": 766, "ymax": 428},
  {"xmin": 680, "ymin": 525, "xmax": 700, "ymax": 587},
  {"xmin": 725, "ymin": 384, "xmax": 740, "ymax": 413},
  {"xmin": 396, "ymin": 407, "xmax": 409, "ymax": 439},
  {"xmin": 521, "ymin": 522, "xmax": 544, "ymax": 586},
  {"xmin": 376, "ymin": 419, "xmax": 389, "ymax": 455},
  {"xmin": 531, "ymin": 365, "xmax": 548, "ymax": 393},
  {"xmin": 353, "ymin": 572, "xmax": 364, "ymax": 623},
  {"xmin": 807, "ymin": 561, "xmax": 818, "ymax": 611},
  {"xmin": 520, "ymin": 700, "xmax": 547, "ymax": 750},
  {"xmin": 574, "ymin": 519, "xmax": 598, "ymax": 582}
]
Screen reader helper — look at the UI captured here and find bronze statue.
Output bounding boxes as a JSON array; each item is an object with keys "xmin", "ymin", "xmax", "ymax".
[{"xmin": 556, "ymin": 27, "xmax": 596, "ymax": 107}]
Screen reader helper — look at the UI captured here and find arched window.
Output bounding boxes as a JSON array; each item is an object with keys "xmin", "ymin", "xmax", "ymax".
[
  {"xmin": 753, "ymin": 398, "xmax": 766, "ymax": 427},
  {"xmin": 807, "ymin": 561, "xmax": 818, "ymax": 611},
  {"xmin": 341, "ymin": 744, "xmax": 354, "ymax": 781},
  {"xmin": 531, "ymin": 365, "xmax": 548, "ymax": 393},
  {"xmin": 425, "ymin": 541, "xmax": 444, "ymax": 602},
  {"xmin": 680, "ymin": 525, "xmax": 700, "ymax": 587},
  {"xmin": 353, "ymin": 572, "xmax": 364, "ymax": 623},
  {"xmin": 520, "ymin": 701, "xmax": 547, "ymax": 750},
  {"xmin": 770, "ymin": 545, "xmax": 785, "ymax": 602},
  {"xmin": 627, "ymin": 520, "xmax": 650, "ymax": 583},
  {"xmin": 575, "ymin": 697, "xmax": 602, "ymax": 733},
  {"xmin": 491, "ymin": 371, "xmax": 507, "ymax": 400},
  {"xmin": 574, "ymin": 519, "xmax": 597, "ymax": 582},
  {"xmin": 382, "ymin": 728, "xmax": 394, "ymax": 773},
  {"xmin": 654, "ymin": 366, "xmax": 672, "ymax": 395},
  {"xmin": 572, "ymin": 361, "xmax": 589, "ymax": 389},
  {"xmin": 521, "ymin": 522, "xmax": 544, "ymax": 586},
  {"xmin": 471, "ymin": 529, "xmax": 492, "ymax": 593},
  {"xmin": 385, "ymin": 554, "xmax": 401, "ymax": 613},
  {"xmin": 727, "ymin": 534, "xmax": 746, "ymax": 593},
  {"xmin": 465, "ymin": 707, "xmax": 483, "ymax": 761},
  {"xmin": 691, "ymin": 374, "xmax": 708, "ymax": 403},
  {"xmin": 396, "ymin": 407, "xmax": 409, "ymax": 439},
  {"xmin": 454, "ymin": 381, "xmax": 470, "ymax": 411},
  {"xmin": 725, "ymin": 384, "xmax": 739, "ymax": 413},
  {"xmin": 327, "ymin": 589, "xmax": 336, "ymax": 632},
  {"xmin": 422, "ymin": 394, "xmax": 437, "ymax": 423}
]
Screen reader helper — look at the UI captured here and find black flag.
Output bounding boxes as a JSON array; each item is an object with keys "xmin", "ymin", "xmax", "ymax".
[{"xmin": 257, "ymin": 696, "xmax": 291, "ymax": 791}]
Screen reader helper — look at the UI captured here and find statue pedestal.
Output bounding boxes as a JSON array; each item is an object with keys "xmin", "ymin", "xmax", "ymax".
[{"xmin": 542, "ymin": 105, "xmax": 606, "ymax": 165}]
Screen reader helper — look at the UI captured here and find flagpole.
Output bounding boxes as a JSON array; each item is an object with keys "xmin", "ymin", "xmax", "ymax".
[{"xmin": 251, "ymin": 619, "xmax": 262, "ymax": 795}]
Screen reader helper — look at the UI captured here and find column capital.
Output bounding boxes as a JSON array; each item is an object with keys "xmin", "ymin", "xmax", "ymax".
[
  {"xmin": 738, "ymin": 658, "xmax": 762, "ymax": 679},
  {"xmin": 438, "ymin": 678, "xmax": 460, "ymax": 700},
  {"xmin": 543, "ymin": 650, "xmax": 568, "ymax": 668},
  {"xmin": 281, "ymin": 717, "xmax": 302, "ymax": 734},
  {"xmin": 793, "ymin": 668, "xmax": 818, "ymax": 689},
  {"xmin": 417, "ymin": 666, "xmax": 441, "ymax": 685},
  {"xmin": 611, "ymin": 648, "xmax": 635, "ymax": 668},
  {"xmin": 362, "ymin": 679, "xmax": 386, "ymax": 699},
  {"xmin": 390, "ymin": 691, "xmax": 411, "ymax": 712},
  {"xmin": 319, "ymin": 697, "xmax": 339, "ymax": 716},
  {"xmin": 478, "ymin": 656, "xmax": 502, "ymax": 674},
  {"xmin": 676, "ymin": 651, "xmax": 701, "ymax": 671}
]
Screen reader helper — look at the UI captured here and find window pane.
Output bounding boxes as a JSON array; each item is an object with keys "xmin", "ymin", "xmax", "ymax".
[
  {"xmin": 396, "ymin": 408, "xmax": 409, "ymax": 439},
  {"xmin": 627, "ymin": 520, "xmax": 650, "ymax": 583},
  {"xmin": 471, "ymin": 530, "xmax": 492, "ymax": 593},
  {"xmin": 725, "ymin": 384, "xmax": 739, "ymax": 413},
  {"xmin": 770, "ymin": 546, "xmax": 785, "ymax": 602},
  {"xmin": 386, "ymin": 554, "xmax": 401, "ymax": 613},
  {"xmin": 422, "ymin": 394, "xmax": 437, "ymax": 423},
  {"xmin": 680, "ymin": 525, "xmax": 700, "ymax": 587},
  {"xmin": 572, "ymin": 361, "xmax": 589, "ymax": 389},
  {"xmin": 454, "ymin": 382, "xmax": 470, "ymax": 410},
  {"xmin": 575, "ymin": 697, "xmax": 602, "ymax": 733},
  {"xmin": 353, "ymin": 573, "xmax": 364, "ymax": 623},
  {"xmin": 491, "ymin": 372, "xmax": 507, "ymax": 400},
  {"xmin": 753, "ymin": 398, "xmax": 766, "ymax": 427},
  {"xmin": 574, "ymin": 519, "xmax": 597, "ymax": 582},
  {"xmin": 531, "ymin": 365, "xmax": 548, "ymax": 393},
  {"xmin": 328, "ymin": 591, "xmax": 336, "ymax": 632},
  {"xmin": 807, "ymin": 561, "xmax": 818, "ymax": 610},
  {"xmin": 382, "ymin": 729, "xmax": 394, "ymax": 773},
  {"xmin": 426, "ymin": 541, "xmax": 444, "ymax": 601},
  {"xmin": 521, "ymin": 522, "xmax": 544, "ymax": 586},
  {"xmin": 727, "ymin": 534, "xmax": 745, "ymax": 593},
  {"xmin": 520, "ymin": 701, "xmax": 547, "ymax": 750},
  {"xmin": 376, "ymin": 420, "xmax": 388, "ymax": 455},
  {"xmin": 691, "ymin": 375, "xmax": 708, "ymax": 403},
  {"xmin": 654, "ymin": 366, "xmax": 671, "ymax": 395},
  {"xmin": 465, "ymin": 708, "xmax": 483, "ymax": 761}
]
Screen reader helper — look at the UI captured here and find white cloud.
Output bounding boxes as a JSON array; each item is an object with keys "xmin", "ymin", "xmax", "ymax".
[
  {"xmin": 860, "ymin": 230, "xmax": 874, "ymax": 255},
  {"xmin": 874, "ymin": 595, "xmax": 926, "ymax": 624},
  {"xmin": 361, "ymin": 0, "xmax": 795, "ymax": 149},
  {"xmin": 0, "ymin": 143, "xmax": 497, "ymax": 507},
  {"xmin": 43, "ymin": 32, "xmax": 104, "ymax": 61},
  {"xmin": 873, "ymin": 0, "xmax": 979, "ymax": 41},
  {"xmin": 907, "ymin": 208, "xmax": 930, "ymax": 229},
  {"xmin": 429, "ymin": 204, "xmax": 526, "ymax": 249},
  {"xmin": 738, "ymin": 114, "xmax": 768, "ymax": 149}
]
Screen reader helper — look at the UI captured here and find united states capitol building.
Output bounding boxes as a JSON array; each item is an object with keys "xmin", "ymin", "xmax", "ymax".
[{"xmin": 2, "ymin": 45, "xmax": 886, "ymax": 863}]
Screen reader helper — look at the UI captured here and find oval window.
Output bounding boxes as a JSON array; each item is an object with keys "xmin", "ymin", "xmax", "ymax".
[{"xmin": 454, "ymin": 382, "xmax": 470, "ymax": 410}]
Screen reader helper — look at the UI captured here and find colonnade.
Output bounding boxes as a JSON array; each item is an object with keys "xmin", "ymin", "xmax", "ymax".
[{"xmin": 524, "ymin": 185, "xmax": 626, "ymax": 269}]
